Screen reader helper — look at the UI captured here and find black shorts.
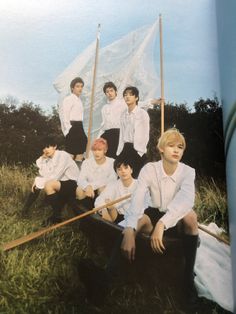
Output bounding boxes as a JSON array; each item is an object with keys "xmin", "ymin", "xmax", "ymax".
[
  {"xmin": 65, "ymin": 121, "xmax": 87, "ymax": 155},
  {"xmin": 101, "ymin": 128, "xmax": 120, "ymax": 159},
  {"xmin": 59, "ymin": 180, "xmax": 77, "ymax": 201},
  {"xmin": 113, "ymin": 213, "xmax": 124, "ymax": 224},
  {"xmin": 144, "ymin": 207, "xmax": 179, "ymax": 237}
]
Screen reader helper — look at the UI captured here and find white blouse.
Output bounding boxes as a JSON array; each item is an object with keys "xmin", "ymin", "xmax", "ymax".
[
  {"xmin": 77, "ymin": 156, "xmax": 117, "ymax": 190},
  {"xmin": 59, "ymin": 93, "xmax": 84, "ymax": 136},
  {"xmin": 95, "ymin": 178, "xmax": 138, "ymax": 215},
  {"xmin": 124, "ymin": 160, "xmax": 195, "ymax": 230},
  {"xmin": 34, "ymin": 150, "xmax": 80, "ymax": 189}
]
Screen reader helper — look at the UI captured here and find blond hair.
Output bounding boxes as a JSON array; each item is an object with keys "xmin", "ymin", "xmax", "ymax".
[{"xmin": 157, "ymin": 128, "xmax": 186, "ymax": 152}]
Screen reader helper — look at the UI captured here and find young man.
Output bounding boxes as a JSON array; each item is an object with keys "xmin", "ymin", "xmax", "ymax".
[
  {"xmin": 22, "ymin": 137, "xmax": 79, "ymax": 223},
  {"xmin": 95, "ymin": 159, "xmax": 139, "ymax": 224},
  {"xmin": 116, "ymin": 86, "xmax": 150, "ymax": 178},
  {"xmin": 98, "ymin": 82, "xmax": 127, "ymax": 159},
  {"xmin": 121, "ymin": 128, "xmax": 199, "ymax": 307},
  {"xmin": 76, "ymin": 138, "xmax": 117, "ymax": 207},
  {"xmin": 59, "ymin": 77, "xmax": 87, "ymax": 166}
]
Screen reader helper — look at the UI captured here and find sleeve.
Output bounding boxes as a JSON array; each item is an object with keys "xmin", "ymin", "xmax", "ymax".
[
  {"xmin": 77, "ymin": 160, "xmax": 91, "ymax": 190},
  {"xmin": 160, "ymin": 168, "xmax": 196, "ymax": 229},
  {"xmin": 124, "ymin": 165, "xmax": 150, "ymax": 229},
  {"xmin": 36, "ymin": 157, "xmax": 51, "ymax": 177},
  {"xmin": 134, "ymin": 110, "xmax": 150, "ymax": 156},
  {"xmin": 97, "ymin": 106, "xmax": 106, "ymax": 138},
  {"xmin": 138, "ymin": 99, "xmax": 154, "ymax": 110},
  {"xmin": 94, "ymin": 182, "xmax": 116, "ymax": 207},
  {"xmin": 59, "ymin": 97, "xmax": 73, "ymax": 136},
  {"xmin": 116, "ymin": 113, "xmax": 125, "ymax": 155}
]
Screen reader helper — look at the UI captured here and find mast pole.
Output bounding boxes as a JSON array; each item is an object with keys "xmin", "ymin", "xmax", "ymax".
[
  {"xmin": 86, "ymin": 24, "xmax": 101, "ymax": 158},
  {"xmin": 159, "ymin": 14, "xmax": 165, "ymax": 135}
]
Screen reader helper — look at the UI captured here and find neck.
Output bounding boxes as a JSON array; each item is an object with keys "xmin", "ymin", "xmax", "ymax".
[
  {"xmin": 95, "ymin": 156, "xmax": 106, "ymax": 165},
  {"xmin": 122, "ymin": 177, "xmax": 133, "ymax": 187},
  {"xmin": 128, "ymin": 103, "xmax": 136, "ymax": 113},
  {"xmin": 162, "ymin": 159, "xmax": 178, "ymax": 176}
]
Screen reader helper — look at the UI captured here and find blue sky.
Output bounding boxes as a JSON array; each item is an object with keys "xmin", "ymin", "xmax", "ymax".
[{"xmin": 0, "ymin": 0, "xmax": 220, "ymax": 112}]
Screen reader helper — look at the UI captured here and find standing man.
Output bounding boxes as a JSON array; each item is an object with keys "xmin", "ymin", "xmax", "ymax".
[
  {"xmin": 116, "ymin": 86, "xmax": 150, "ymax": 178},
  {"xmin": 98, "ymin": 82, "xmax": 126, "ymax": 159},
  {"xmin": 59, "ymin": 77, "xmax": 87, "ymax": 168}
]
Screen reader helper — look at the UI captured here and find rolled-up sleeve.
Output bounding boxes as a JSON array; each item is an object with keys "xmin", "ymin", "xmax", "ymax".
[{"xmin": 160, "ymin": 168, "xmax": 195, "ymax": 229}]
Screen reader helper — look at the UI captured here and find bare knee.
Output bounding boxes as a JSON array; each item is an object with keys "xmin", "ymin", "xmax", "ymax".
[
  {"xmin": 137, "ymin": 214, "xmax": 153, "ymax": 234},
  {"xmin": 44, "ymin": 180, "xmax": 60, "ymax": 195},
  {"xmin": 182, "ymin": 210, "xmax": 198, "ymax": 235},
  {"xmin": 76, "ymin": 187, "xmax": 86, "ymax": 200}
]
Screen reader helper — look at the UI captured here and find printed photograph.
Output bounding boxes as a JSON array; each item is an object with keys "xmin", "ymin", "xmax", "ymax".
[{"xmin": 0, "ymin": 0, "xmax": 233, "ymax": 313}]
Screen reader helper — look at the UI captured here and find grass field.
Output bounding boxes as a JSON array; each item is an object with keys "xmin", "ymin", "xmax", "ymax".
[{"xmin": 0, "ymin": 165, "xmax": 230, "ymax": 313}]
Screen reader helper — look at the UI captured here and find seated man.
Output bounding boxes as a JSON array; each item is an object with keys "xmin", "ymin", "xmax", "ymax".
[
  {"xmin": 121, "ymin": 128, "xmax": 199, "ymax": 308},
  {"xmin": 22, "ymin": 137, "xmax": 79, "ymax": 224},
  {"xmin": 76, "ymin": 138, "xmax": 117, "ymax": 208},
  {"xmin": 95, "ymin": 158, "xmax": 138, "ymax": 224}
]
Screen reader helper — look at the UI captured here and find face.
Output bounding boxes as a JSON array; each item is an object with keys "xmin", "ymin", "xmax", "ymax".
[
  {"xmin": 123, "ymin": 91, "xmax": 138, "ymax": 107},
  {"xmin": 105, "ymin": 87, "xmax": 117, "ymax": 101},
  {"xmin": 116, "ymin": 164, "xmax": 133, "ymax": 181},
  {"xmin": 92, "ymin": 148, "xmax": 106, "ymax": 161},
  {"xmin": 159, "ymin": 141, "xmax": 184, "ymax": 164},
  {"xmin": 72, "ymin": 82, "xmax": 84, "ymax": 97},
  {"xmin": 43, "ymin": 145, "xmax": 57, "ymax": 158}
]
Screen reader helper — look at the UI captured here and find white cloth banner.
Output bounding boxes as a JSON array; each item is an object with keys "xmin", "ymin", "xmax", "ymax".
[
  {"xmin": 53, "ymin": 21, "xmax": 160, "ymax": 135},
  {"xmin": 195, "ymin": 223, "xmax": 234, "ymax": 312}
]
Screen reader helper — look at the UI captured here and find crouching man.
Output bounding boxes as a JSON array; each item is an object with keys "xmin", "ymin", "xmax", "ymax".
[
  {"xmin": 121, "ymin": 128, "xmax": 199, "ymax": 309},
  {"xmin": 22, "ymin": 137, "xmax": 79, "ymax": 224}
]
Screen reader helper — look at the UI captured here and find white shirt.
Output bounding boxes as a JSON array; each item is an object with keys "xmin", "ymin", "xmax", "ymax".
[
  {"xmin": 116, "ymin": 106, "xmax": 150, "ymax": 157},
  {"xmin": 77, "ymin": 156, "xmax": 117, "ymax": 190},
  {"xmin": 34, "ymin": 150, "xmax": 80, "ymax": 189},
  {"xmin": 95, "ymin": 178, "xmax": 138, "ymax": 215},
  {"xmin": 98, "ymin": 98, "xmax": 127, "ymax": 136},
  {"xmin": 59, "ymin": 93, "xmax": 84, "ymax": 136},
  {"xmin": 124, "ymin": 160, "xmax": 195, "ymax": 230}
]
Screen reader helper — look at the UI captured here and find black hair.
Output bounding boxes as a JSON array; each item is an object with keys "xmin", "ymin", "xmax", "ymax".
[
  {"xmin": 70, "ymin": 77, "xmax": 84, "ymax": 91},
  {"xmin": 123, "ymin": 86, "xmax": 139, "ymax": 104},
  {"xmin": 114, "ymin": 157, "xmax": 133, "ymax": 172},
  {"xmin": 103, "ymin": 81, "xmax": 117, "ymax": 94},
  {"xmin": 41, "ymin": 136, "xmax": 57, "ymax": 149}
]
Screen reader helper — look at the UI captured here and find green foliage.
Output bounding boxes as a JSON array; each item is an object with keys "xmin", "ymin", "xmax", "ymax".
[
  {"xmin": 0, "ymin": 165, "xmax": 229, "ymax": 313},
  {"xmin": 0, "ymin": 102, "xmax": 64, "ymax": 165},
  {"xmin": 148, "ymin": 97, "xmax": 226, "ymax": 179}
]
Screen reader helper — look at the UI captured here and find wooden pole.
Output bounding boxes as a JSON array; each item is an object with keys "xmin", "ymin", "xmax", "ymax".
[
  {"xmin": 159, "ymin": 14, "xmax": 165, "ymax": 135},
  {"xmin": 198, "ymin": 224, "xmax": 230, "ymax": 246},
  {"xmin": 2, "ymin": 193, "xmax": 131, "ymax": 252},
  {"xmin": 86, "ymin": 24, "xmax": 101, "ymax": 158}
]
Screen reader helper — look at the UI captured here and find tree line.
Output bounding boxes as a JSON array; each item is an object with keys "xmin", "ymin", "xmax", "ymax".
[{"xmin": 0, "ymin": 97, "xmax": 226, "ymax": 179}]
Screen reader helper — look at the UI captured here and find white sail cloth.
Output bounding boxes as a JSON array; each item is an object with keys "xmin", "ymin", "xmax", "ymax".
[
  {"xmin": 53, "ymin": 21, "xmax": 160, "ymax": 134},
  {"xmin": 195, "ymin": 223, "xmax": 234, "ymax": 312}
]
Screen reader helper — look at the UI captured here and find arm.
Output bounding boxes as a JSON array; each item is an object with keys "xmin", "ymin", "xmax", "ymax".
[
  {"xmin": 133, "ymin": 110, "xmax": 150, "ymax": 156},
  {"xmin": 160, "ymin": 167, "xmax": 196, "ymax": 230},
  {"xmin": 97, "ymin": 106, "xmax": 106, "ymax": 138},
  {"xmin": 60, "ymin": 97, "xmax": 73, "ymax": 136}
]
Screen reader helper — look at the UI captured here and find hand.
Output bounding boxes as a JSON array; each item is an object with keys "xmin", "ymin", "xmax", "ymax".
[
  {"xmin": 150, "ymin": 221, "xmax": 165, "ymax": 254},
  {"xmin": 85, "ymin": 185, "xmax": 95, "ymax": 198},
  {"xmin": 105, "ymin": 198, "xmax": 116, "ymax": 211},
  {"xmin": 31, "ymin": 182, "xmax": 36, "ymax": 193},
  {"xmin": 151, "ymin": 98, "xmax": 163, "ymax": 106},
  {"xmin": 121, "ymin": 227, "xmax": 136, "ymax": 262}
]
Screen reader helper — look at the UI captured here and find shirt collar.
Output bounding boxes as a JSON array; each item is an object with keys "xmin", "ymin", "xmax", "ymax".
[
  {"xmin": 160, "ymin": 160, "xmax": 180, "ymax": 182},
  {"xmin": 126, "ymin": 105, "xmax": 138, "ymax": 115}
]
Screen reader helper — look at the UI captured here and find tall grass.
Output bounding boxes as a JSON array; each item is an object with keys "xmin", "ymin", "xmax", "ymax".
[{"xmin": 0, "ymin": 165, "xmax": 230, "ymax": 313}]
